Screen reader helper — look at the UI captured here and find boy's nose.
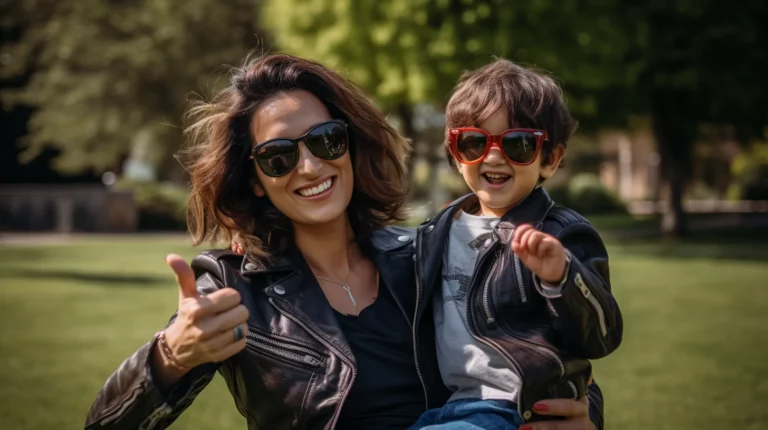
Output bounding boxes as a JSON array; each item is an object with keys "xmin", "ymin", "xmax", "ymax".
[{"xmin": 483, "ymin": 146, "xmax": 506, "ymax": 165}]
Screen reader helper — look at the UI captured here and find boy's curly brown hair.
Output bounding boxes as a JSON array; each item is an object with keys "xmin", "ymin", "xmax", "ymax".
[{"xmin": 444, "ymin": 59, "xmax": 577, "ymax": 175}]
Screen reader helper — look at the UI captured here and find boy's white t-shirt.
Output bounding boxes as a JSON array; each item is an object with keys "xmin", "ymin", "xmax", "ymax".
[{"xmin": 433, "ymin": 210, "xmax": 522, "ymax": 403}]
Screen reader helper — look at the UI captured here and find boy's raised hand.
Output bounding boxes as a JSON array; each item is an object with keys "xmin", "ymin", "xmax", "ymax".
[{"xmin": 511, "ymin": 224, "xmax": 567, "ymax": 285}]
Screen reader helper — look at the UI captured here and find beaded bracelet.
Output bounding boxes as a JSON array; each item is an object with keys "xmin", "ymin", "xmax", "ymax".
[{"xmin": 157, "ymin": 330, "xmax": 190, "ymax": 372}]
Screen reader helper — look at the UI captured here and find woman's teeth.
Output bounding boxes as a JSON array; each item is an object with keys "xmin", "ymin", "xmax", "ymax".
[{"xmin": 297, "ymin": 178, "xmax": 333, "ymax": 197}]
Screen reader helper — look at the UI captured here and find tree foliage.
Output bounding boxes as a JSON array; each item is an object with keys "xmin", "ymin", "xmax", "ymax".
[
  {"xmin": 264, "ymin": 0, "xmax": 768, "ymax": 235},
  {"xmin": 1, "ymin": 0, "xmax": 265, "ymax": 176}
]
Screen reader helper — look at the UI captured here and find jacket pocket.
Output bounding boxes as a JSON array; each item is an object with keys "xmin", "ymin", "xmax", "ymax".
[{"xmin": 245, "ymin": 328, "xmax": 326, "ymax": 373}]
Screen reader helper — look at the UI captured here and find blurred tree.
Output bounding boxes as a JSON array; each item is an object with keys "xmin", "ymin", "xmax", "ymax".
[
  {"xmin": 263, "ymin": 0, "xmax": 768, "ymax": 237},
  {"xmin": 586, "ymin": 1, "xmax": 768, "ymax": 237},
  {"xmin": 1, "ymin": 0, "xmax": 265, "ymax": 178}
]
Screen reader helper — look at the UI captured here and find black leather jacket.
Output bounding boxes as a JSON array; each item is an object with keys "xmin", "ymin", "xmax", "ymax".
[
  {"xmin": 414, "ymin": 187, "xmax": 622, "ymax": 424},
  {"xmin": 85, "ymin": 225, "xmax": 607, "ymax": 429}
]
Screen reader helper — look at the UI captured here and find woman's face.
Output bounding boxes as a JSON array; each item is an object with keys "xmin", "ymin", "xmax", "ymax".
[{"xmin": 250, "ymin": 90, "xmax": 354, "ymax": 228}]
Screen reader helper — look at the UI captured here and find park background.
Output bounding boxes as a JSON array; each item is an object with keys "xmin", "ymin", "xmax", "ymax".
[{"xmin": 1, "ymin": 1, "xmax": 767, "ymax": 429}]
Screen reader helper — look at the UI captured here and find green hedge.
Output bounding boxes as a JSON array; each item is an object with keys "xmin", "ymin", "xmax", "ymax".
[{"xmin": 546, "ymin": 173, "xmax": 626, "ymax": 215}]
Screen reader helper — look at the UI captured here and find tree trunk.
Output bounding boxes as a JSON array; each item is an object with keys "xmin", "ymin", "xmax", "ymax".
[
  {"xmin": 650, "ymin": 92, "xmax": 692, "ymax": 238},
  {"xmin": 395, "ymin": 103, "xmax": 421, "ymax": 202},
  {"xmin": 660, "ymin": 166, "xmax": 687, "ymax": 237},
  {"xmin": 395, "ymin": 103, "xmax": 416, "ymax": 141}
]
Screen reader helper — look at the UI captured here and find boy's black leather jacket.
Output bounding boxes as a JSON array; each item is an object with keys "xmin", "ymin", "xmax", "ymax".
[{"xmin": 413, "ymin": 187, "xmax": 623, "ymax": 423}]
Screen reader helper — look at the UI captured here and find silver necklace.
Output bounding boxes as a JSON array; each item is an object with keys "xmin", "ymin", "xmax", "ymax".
[{"xmin": 316, "ymin": 271, "xmax": 379, "ymax": 314}]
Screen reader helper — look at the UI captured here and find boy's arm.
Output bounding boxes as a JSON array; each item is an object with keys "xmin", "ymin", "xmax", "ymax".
[
  {"xmin": 587, "ymin": 379, "xmax": 604, "ymax": 430},
  {"xmin": 530, "ymin": 222, "xmax": 623, "ymax": 359}
]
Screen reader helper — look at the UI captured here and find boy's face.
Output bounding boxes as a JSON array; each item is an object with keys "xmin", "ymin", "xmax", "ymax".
[{"xmin": 456, "ymin": 106, "xmax": 564, "ymax": 218}]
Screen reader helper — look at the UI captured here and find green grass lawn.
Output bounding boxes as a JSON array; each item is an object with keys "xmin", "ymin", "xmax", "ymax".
[{"xmin": 1, "ymin": 233, "xmax": 766, "ymax": 430}]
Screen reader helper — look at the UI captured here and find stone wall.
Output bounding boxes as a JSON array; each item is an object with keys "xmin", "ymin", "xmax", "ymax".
[{"xmin": 0, "ymin": 185, "xmax": 137, "ymax": 232}]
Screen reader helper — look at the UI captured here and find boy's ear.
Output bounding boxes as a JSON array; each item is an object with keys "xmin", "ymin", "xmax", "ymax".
[
  {"xmin": 540, "ymin": 144, "xmax": 565, "ymax": 180},
  {"xmin": 455, "ymin": 161, "xmax": 465, "ymax": 175}
]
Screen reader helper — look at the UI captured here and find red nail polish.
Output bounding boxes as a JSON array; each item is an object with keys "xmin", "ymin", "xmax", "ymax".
[
  {"xmin": 533, "ymin": 403, "xmax": 548, "ymax": 412},
  {"xmin": 519, "ymin": 425, "xmax": 533, "ymax": 430}
]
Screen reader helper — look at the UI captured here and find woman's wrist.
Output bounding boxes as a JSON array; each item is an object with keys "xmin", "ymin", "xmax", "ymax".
[
  {"xmin": 150, "ymin": 331, "xmax": 190, "ymax": 391},
  {"xmin": 157, "ymin": 330, "xmax": 190, "ymax": 372}
]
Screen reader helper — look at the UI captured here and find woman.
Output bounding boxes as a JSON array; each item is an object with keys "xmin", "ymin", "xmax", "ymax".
[{"xmin": 85, "ymin": 53, "xmax": 603, "ymax": 430}]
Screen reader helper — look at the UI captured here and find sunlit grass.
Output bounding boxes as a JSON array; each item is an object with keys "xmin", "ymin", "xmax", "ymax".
[{"xmin": 0, "ymin": 234, "xmax": 766, "ymax": 429}]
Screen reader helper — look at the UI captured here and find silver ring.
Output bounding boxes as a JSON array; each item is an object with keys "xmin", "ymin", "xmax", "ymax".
[{"xmin": 233, "ymin": 325, "xmax": 244, "ymax": 342}]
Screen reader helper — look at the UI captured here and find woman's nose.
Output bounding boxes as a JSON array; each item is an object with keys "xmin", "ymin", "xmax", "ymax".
[{"xmin": 296, "ymin": 142, "xmax": 322, "ymax": 176}]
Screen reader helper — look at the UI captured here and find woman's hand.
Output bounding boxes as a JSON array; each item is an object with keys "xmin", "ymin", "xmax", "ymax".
[
  {"xmin": 520, "ymin": 396, "xmax": 596, "ymax": 430},
  {"xmin": 153, "ymin": 255, "xmax": 249, "ymax": 387}
]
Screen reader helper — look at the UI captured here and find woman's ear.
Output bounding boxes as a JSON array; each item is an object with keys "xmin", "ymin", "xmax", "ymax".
[
  {"xmin": 251, "ymin": 180, "xmax": 266, "ymax": 197},
  {"xmin": 540, "ymin": 144, "xmax": 566, "ymax": 180}
]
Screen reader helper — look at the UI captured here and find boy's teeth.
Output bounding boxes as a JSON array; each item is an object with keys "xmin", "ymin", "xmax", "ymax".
[{"xmin": 298, "ymin": 178, "xmax": 333, "ymax": 197}]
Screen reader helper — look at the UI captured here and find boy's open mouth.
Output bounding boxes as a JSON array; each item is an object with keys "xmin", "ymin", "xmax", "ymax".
[{"xmin": 483, "ymin": 172, "xmax": 511, "ymax": 185}]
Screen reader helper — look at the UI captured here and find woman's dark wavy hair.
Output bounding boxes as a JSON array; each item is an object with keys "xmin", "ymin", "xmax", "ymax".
[{"xmin": 183, "ymin": 53, "xmax": 411, "ymax": 260}]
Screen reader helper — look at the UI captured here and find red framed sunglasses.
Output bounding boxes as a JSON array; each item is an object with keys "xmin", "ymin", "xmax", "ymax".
[{"xmin": 448, "ymin": 127, "xmax": 548, "ymax": 166}]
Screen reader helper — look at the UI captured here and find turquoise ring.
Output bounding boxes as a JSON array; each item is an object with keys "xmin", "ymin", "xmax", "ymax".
[{"xmin": 233, "ymin": 325, "xmax": 245, "ymax": 342}]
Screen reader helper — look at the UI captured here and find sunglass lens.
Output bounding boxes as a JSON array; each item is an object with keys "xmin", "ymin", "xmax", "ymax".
[
  {"xmin": 305, "ymin": 122, "xmax": 348, "ymax": 160},
  {"xmin": 255, "ymin": 140, "xmax": 298, "ymax": 177},
  {"xmin": 455, "ymin": 131, "xmax": 488, "ymax": 162},
  {"xmin": 501, "ymin": 131, "xmax": 538, "ymax": 164}
]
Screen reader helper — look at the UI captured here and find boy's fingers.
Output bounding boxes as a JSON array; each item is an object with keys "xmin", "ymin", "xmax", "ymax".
[
  {"xmin": 527, "ymin": 231, "xmax": 546, "ymax": 255},
  {"xmin": 512, "ymin": 225, "xmax": 525, "ymax": 245},
  {"xmin": 516, "ymin": 224, "xmax": 534, "ymax": 237},
  {"xmin": 520, "ymin": 228, "xmax": 537, "ymax": 252}
]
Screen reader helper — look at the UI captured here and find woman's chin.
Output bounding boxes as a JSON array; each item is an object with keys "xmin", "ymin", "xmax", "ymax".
[{"xmin": 291, "ymin": 207, "xmax": 349, "ymax": 228}]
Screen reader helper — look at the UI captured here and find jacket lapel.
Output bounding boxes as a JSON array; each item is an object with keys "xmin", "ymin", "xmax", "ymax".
[{"xmin": 242, "ymin": 246, "xmax": 356, "ymax": 363}]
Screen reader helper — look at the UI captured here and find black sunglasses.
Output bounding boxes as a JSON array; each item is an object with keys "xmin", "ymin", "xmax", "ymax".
[{"xmin": 249, "ymin": 120, "xmax": 349, "ymax": 177}]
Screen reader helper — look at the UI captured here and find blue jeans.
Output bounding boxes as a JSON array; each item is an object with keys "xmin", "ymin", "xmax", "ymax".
[{"xmin": 408, "ymin": 399, "xmax": 524, "ymax": 430}]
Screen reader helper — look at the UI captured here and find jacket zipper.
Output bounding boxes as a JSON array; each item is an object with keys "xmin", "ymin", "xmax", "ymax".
[
  {"xmin": 481, "ymin": 250, "xmax": 501, "ymax": 326},
  {"xmin": 412, "ymin": 233, "xmax": 430, "ymax": 410},
  {"xmin": 574, "ymin": 273, "xmax": 608, "ymax": 337},
  {"xmin": 245, "ymin": 331, "xmax": 324, "ymax": 368},
  {"xmin": 470, "ymin": 246, "xmax": 567, "ymax": 418},
  {"xmin": 512, "ymin": 253, "xmax": 528, "ymax": 304},
  {"xmin": 268, "ymin": 297, "xmax": 355, "ymax": 430}
]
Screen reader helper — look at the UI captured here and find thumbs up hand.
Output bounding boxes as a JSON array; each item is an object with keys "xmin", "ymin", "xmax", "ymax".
[{"xmin": 160, "ymin": 254, "xmax": 249, "ymax": 371}]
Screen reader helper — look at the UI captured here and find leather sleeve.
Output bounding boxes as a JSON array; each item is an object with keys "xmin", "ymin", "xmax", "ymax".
[
  {"xmin": 84, "ymin": 273, "xmax": 224, "ymax": 429},
  {"xmin": 537, "ymin": 221, "xmax": 623, "ymax": 359},
  {"xmin": 587, "ymin": 379, "xmax": 604, "ymax": 430}
]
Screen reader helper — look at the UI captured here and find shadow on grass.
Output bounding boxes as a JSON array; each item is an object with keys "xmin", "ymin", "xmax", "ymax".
[
  {"xmin": 612, "ymin": 228, "xmax": 768, "ymax": 262},
  {"xmin": 0, "ymin": 247, "xmax": 47, "ymax": 264},
  {"xmin": 2, "ymin": 269, "xmax": 165, "ymax": 286}
]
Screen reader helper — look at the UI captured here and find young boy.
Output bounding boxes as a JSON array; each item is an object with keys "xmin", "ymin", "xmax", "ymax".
[{"xmin": 409, "ymin": 59, "xmax": 623, "ymax": 429}]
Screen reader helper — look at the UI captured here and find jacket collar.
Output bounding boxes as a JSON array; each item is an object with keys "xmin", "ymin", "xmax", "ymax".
[
  {"xmin": 236, "ymin": 228, "xmax": 416, "ymax": 361},
  {"xmin": 499, "ymin": 186, "xmax": 556, "ymax": 227},
  {"xmin": 414, "ymin": 187, "xmax": 555, "ymax": 320},
  {"xmin": 438, "ymin": 186, "xmax": 555, "ymax": 227},
  {"xmin": 238, "ymin": 227, "xmax": 415, "ymax": 278}
]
